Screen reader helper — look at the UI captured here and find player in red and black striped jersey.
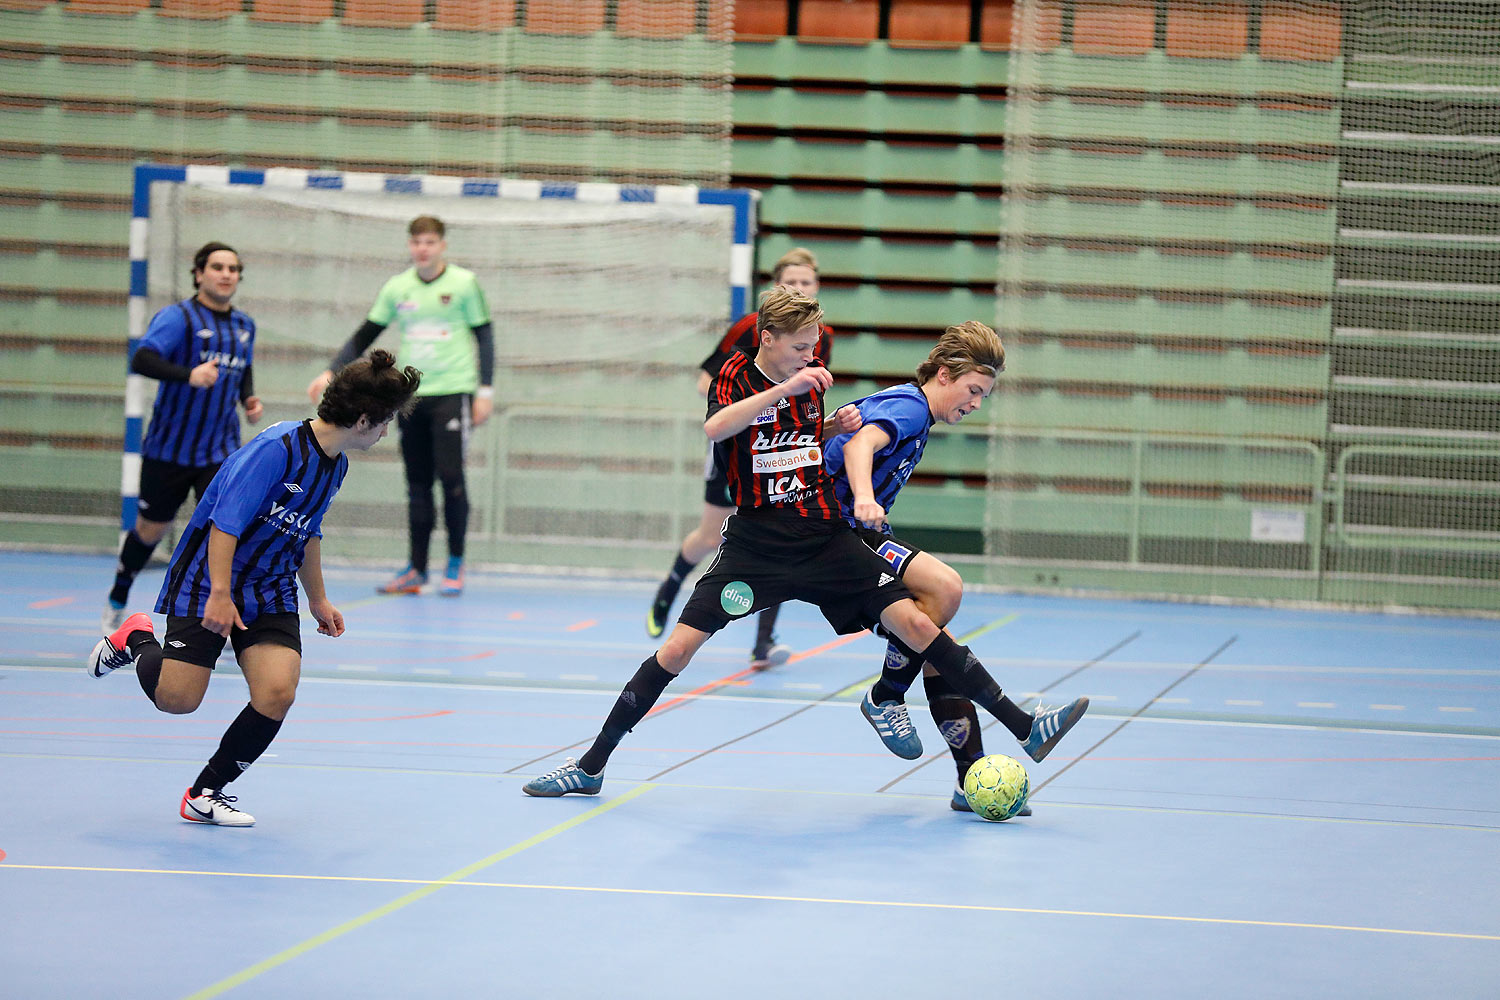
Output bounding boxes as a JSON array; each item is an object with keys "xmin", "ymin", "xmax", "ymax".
[
  {"xmin": 645, "ymin": 248, "xmax": 832, "ymax": 668},
  {"xmin": 525, "ymin": 287, "xmax": 1088, "ymax": 799}
]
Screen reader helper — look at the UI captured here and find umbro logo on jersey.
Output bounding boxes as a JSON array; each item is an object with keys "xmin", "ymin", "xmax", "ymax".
[
  {"xmin": 878, "ymin": 573, "xmax": 896, "ymax": 587},
  {"xmin": 196, "ymin": 329, "xmax": 214, "ymax": 339},
  {"xmin": 168, "ymin": 640, "xmax": 186, "ymax": 648},
  {"xmin": 283, "ymin": 483, "xmax": 303, "ymax": 493}
]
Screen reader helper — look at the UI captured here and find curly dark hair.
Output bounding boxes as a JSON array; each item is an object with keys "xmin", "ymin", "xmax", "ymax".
[{"xmin": 316, "ymin": 350, "xmax": 421, "ymax": 427}]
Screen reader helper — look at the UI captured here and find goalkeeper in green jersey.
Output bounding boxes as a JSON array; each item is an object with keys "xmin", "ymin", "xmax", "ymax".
[{"xmin": 307, "ymin": 215, "xmax": 494, "ymax": 597}]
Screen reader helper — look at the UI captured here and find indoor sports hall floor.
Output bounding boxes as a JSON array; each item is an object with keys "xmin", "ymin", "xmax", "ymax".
[{"xmin": 2, "ymin": 550, "xmax": 1498, "ymax": 999}]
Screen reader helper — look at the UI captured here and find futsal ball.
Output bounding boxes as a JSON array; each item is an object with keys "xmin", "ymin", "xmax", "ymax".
[{"xmin": 963, "ymin": 754, "xmax": 1030, "ymax": 822}]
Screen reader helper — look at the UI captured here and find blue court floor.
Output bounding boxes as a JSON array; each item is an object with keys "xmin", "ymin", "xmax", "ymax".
[{"xmin": 2, "ymin": 550, "xmax": 1498, "ymax": 999}]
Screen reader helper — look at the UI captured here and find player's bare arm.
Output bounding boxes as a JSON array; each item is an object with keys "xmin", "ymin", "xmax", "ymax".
[
  {"xmin": 298, "ymin": 538, "xmax": 345, "ymax": 637},
  {"xmin": 203, "ymin": 525, "xmax": 247, "ymax": 637},
  {"xmin": 841, "ymin": 423, "xmax": 893, "ymax": 529}
]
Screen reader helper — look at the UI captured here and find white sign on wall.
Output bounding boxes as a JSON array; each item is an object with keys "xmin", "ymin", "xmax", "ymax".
[{"xmin": 1251, "ymin": 509, "xmax": 1306, "ymax": 543}]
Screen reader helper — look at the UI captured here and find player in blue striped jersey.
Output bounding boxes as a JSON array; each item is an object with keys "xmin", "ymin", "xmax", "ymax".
[
  {"xmin": 103, "ymin": 242, "xmax": 263, "ymax": 633},
  {"xmin": 87, "ymin": 351, "xmax": 421, "ymax": 827},
  {"xmin": 825, "ymin": 321, "xmax": 1083, "ymax": 814}
]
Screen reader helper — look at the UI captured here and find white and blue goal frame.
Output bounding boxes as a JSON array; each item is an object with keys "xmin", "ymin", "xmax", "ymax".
[{"xmin": 122, "ymin": 162, "xmax": 759, "ymax": 530}]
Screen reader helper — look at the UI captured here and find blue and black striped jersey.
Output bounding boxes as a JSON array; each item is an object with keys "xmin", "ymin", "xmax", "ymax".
[
  {"xmin": 156, "ymin": 420, "xmax": 347, "ymax": 623},
  {"xmin": 138, "ymin": 297, "xmax": 255, "ymax": 467},
  {"xmin": 823, "ymin": 382, "xmax": 934, "ymax": 533}
]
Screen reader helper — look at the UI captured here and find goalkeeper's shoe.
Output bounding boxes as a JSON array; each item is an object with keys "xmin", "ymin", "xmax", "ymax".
[
  {"xmin": 378, "ymin": 566, "xmax": 426, "ymax": 595},
  {"xmin": 523, "ymin": 758, "xmax": 603, "ymax": 797},
  {"xmin": 87, "ymin": 612, "xmax": 153, "ymax": 678},
  {"xmin": 1021, "ymin": 697, "xmax": 1090, "ymax": 763},
  {"xmin": 951, "ymin": 781, "xmax": 1031, "ymax": 817},
  {"xmin": 439, "ymin": 557, "xmax": 464, "ymax": 597}
]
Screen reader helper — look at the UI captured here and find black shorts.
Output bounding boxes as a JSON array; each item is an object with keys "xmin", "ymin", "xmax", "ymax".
[
  {"xmin": 678, "ymin": 514, "xmax": 913, "ymax": 637},
  {"xmin": 161, "ymin": 612, "xmax": 302, "ymax": 669},
  {"xmin": 702, "ymin": 443, "xmax": 732, "ymax": 508},
  {"xmin": 853, "ymin": 526, "xmax": 922, "ymax": 578},
  {"xmin": 136, "ymin": 457, "xmax": 220, "ymax": 525}
]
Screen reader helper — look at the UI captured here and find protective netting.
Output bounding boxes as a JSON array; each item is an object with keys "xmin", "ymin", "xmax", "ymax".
[
  {"xmin": 141, "ymin": 177, "xmax": 739, "ymax": 570},
  {"xmin": 993, "ymin": 0, "xmax": 1500, "ymax": 611}
]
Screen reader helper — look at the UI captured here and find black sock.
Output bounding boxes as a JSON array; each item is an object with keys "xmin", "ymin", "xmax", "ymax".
[
  {"xmin": 134, "ymin": 646, "xmax": 163, "ymax": 703},
  {"xmin": 194, "ymin": 704, "xmax": 283, "ymax": 793},
  {"xmin": 443, "ymin": 482, "xmax": 468, "ymax": 559},
  {"xmin": 925, "ymin": 672, "xmax": 984, "ymax": 779},
  {"xmin": 409, "ymin": 489, "xmax": 435, "ymax": 576},
  {"xmin": 920, "ymin": 631, "xmax": 1032, "ymax": 741},
  {"xmin": 754, "ymin": 603, "xmax": 781, "ymax": 651},
  {"xmin": 870, "ymin": 636, "xmax": 925, "ymax": 704},
  {"xmin": 656, "ymin": 552, "xmax": 697, "ymax": 606},
  {"xmin": 578, "ymin": 655, "xmax": 675, "ymax": 775},
  {"xmin": 110, "ymin": 530, "xmax": 157, "ymax": 605},
  {"xmin": 125, "ymin": 630, "xmax": 162, "ymax": 702}
]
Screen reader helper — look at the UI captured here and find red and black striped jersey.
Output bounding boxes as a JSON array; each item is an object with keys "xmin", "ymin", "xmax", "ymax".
[
  {"xmin": 699, "ymin": 312, "xmax": 835, "ymax": 379},
  {"xmin": 707, "ymin": 352, "xmax": 840, "ymax": 521}
]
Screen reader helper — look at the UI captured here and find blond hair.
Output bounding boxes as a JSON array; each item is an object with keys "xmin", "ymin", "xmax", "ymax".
[
  {"xmin": 915, "ymin": 320, "xmax": 1005, "ymax": 385},
  {"xmin": 771, "ymin": 246, "xmax": 818, "ymax": 281},
  {"xmin": 756, "ymin": 285, "xmax": 824, "ymax": 339}
]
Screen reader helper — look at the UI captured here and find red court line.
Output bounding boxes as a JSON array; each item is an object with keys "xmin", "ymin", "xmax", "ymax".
[
  {"xmin": 566, "ymin": 619, "xmax": 597, "ymax": 632},
  {"xmin": 646, "ymin": 629, "xmax": 872, "ymax": 717},
  {"xmin": 28, "ymin": 597, "xmax": 75, "ymax": 609}
]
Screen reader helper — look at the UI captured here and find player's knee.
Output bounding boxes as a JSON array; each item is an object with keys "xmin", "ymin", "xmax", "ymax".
[
  {"xmin": 932, "ymin": 564, "xmax": 964, "ymax": 622},
  {"xmin": 254, "ymin": 685, "xmax": 296, "ymax": 719},
  {"xmin": 134, "ymin": 518, "xmax": 170, "ymax": 545},
  {"xmin": 153, "ymin": 688, "xmax": 203, "ymax": 715},
  {"xmin": 883, "ymin": 600, "xmax": 937, "ymax": 647}
]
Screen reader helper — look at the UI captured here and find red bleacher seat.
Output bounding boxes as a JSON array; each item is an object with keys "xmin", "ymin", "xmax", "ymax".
[
  {"xmin": 1166, "ymin": 1, "xmax": 1248, "ymax": 58},
  {"xmin": 342, "ymin": 0, "xmax": 425, "ymax": 28},
  {"xmin": 799, "ymin": 0, "xmax": 879, "ymax": 44},
  {"xmin": 525, "ymin": 0, "xmax": 606, "ymax": 34},
  {"xmin": 889, "ymin": 0, "xmax": 970, "ymax": 48},
  {"xmin": 1073, "ymin": 0, "xmax": 1155, "ymax": 55},
  {"xmin": 251, "ymin": 0, "xmax": 335, "ymax": 24},
  {"xmin": 433, "ymin": 0, "xmax": 517, "ymax": 31},
  {"xmin": 158, "ymin": 0, "xmax": 239, "ymax": 19},
  {"xmin": 1260, "ymin": 0, "xmax": 1341, "ymax": 61}
]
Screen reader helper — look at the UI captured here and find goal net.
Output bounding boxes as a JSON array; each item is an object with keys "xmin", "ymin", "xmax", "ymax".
[{"xmin": 132, "ymin": 164, "xmax": 756, "ymax": 575}]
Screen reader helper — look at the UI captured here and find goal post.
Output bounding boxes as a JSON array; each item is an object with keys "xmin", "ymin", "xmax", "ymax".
[{"xmin": 125, "ymin": 163, "xmax": 758, "ymax": 573}]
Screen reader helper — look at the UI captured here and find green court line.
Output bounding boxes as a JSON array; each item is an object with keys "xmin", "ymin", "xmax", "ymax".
[
  {"xmin": 5, "ymin": 861, "xmax": 1494, "ymax": 943},
  {"xmin": 179, "ymin": 783, "xmax": 655, "ymax": 1000},
  {"xmin": 832, "ymin": 613, "xmax": 1019, "ymax": 699}
]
